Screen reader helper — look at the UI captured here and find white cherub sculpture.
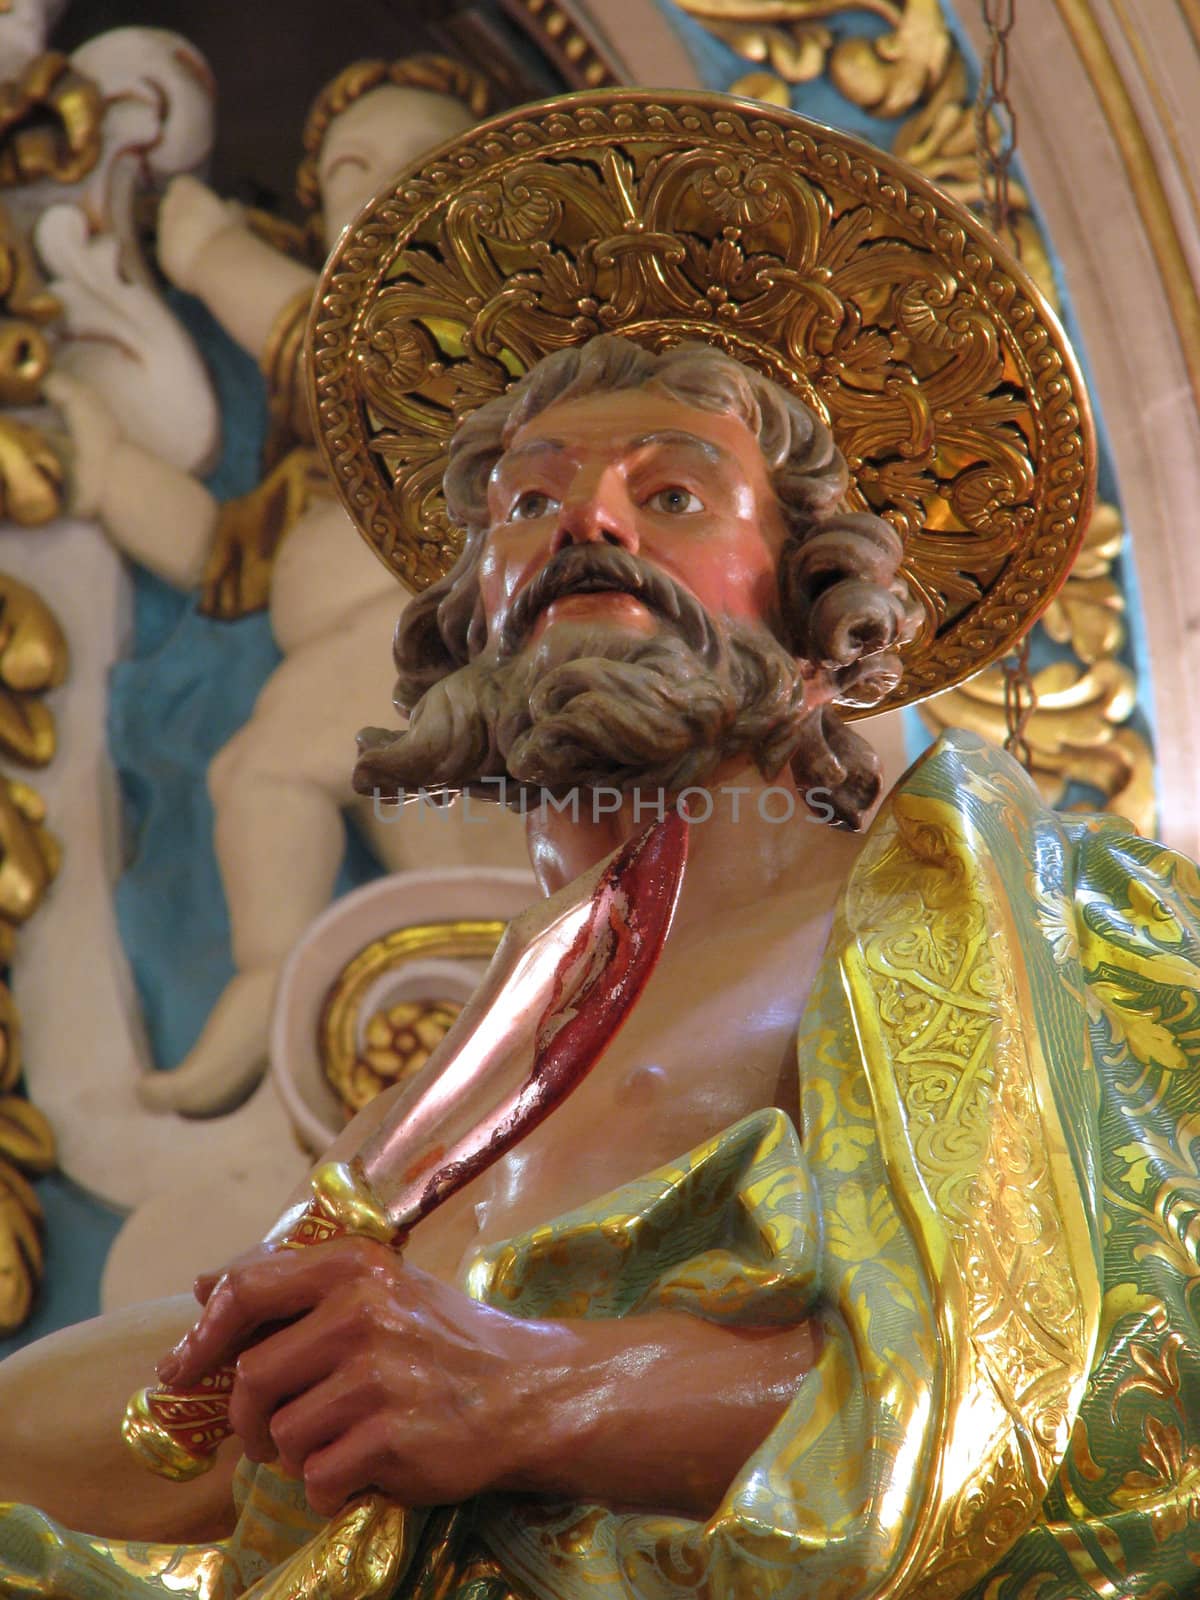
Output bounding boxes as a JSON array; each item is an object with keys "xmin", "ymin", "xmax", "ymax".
[{"xmin": 45, "ymin": 57, "xmax": 526, "ymax": 1117}]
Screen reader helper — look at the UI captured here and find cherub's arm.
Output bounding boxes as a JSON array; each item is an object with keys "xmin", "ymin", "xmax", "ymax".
[
  {"xmin": 46, "ymin": 372, "xmax": 217, "ymax": 589},
  {"xmin": 158, "ymin": 175, "xmax": 317, "ymax": 364}
]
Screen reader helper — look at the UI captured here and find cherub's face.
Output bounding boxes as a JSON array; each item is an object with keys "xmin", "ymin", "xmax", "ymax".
[
  {"xmin": 319, "ymin": 85, "xmax": 476, "ymax": 242},
  {"xmin": 478, "ymin": 386, "xmax": 789, "ymax": 659}
]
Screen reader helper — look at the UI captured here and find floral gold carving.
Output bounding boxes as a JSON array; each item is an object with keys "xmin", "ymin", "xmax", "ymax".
[
  {"xmin": 920, "ymin": 502, "xmax": 1155, "ymax": 834},
  {"xmin": 688, "ymin": 0, "xmax": 952, "ymax": 115},
  {"xmin": 716, "ymin": 19, "xmax": 833, "ymax": 89},
  {"xmin": 0, "ymin": 779, "xmax": 58, "ymax": 926},
  {"xmin": 311, "ymin": 90, "xmax": 1094, "ymax": 713},
  {"xmin": 0, "ymin": 415, "xmax": 62, "ymax": 527},
  {"xmin": 0, "ymin": 167, "xmax": 70, "ymax": 1332},
  {"xmin": 0, "ymin": 754, "xmax": 59, "ymax": 1329}
]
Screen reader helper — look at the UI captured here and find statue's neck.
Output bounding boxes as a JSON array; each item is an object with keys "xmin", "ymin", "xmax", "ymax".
[{"xmin": 524, "ymin": 756, "xmax": 866, "ymax": 932}]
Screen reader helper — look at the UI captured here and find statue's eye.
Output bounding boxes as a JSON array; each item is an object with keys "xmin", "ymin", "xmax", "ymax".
[
  {"xmin": 646, "ymin": 486, "xmax": 704, "ymax": 515},
  {"xmin": 509, "ymin": 490, "xmax": 560, "ymax": 521}
]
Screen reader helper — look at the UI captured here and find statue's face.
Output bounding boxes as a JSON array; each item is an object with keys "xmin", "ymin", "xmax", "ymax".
[
  {"xmin": 353, "ymin": 384, "xmax": 813, "ymax": 801},
  {"xmin": 320, "ymin": 85, "xmax": 476, "ymax": 242},
  {"xmin": 478, "ymin": 387, "xmax": 789, "ymax": 660}
]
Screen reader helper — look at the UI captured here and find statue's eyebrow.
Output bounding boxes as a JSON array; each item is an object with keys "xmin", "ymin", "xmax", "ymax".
[
  {"xmin": 626, "ymin": 430, "xmax": 724, "ymax": 464},
  {"xmin": 494, "ymin": 438, "xmax": 567, "ymax": 473},
  {"xmin": 494, "ymin": 429, "xmax": 727, "ymax": 481}
]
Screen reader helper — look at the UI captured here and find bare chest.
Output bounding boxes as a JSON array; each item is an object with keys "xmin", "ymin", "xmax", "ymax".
[{"xmin": 403, "ymin": 893, "xmax": 837, "ymax": 1284}]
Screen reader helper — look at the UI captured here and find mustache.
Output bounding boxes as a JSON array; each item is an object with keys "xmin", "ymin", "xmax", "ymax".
[{"xmin": 497, "ymin": 544, "xmax": 718, "ymax": 661}]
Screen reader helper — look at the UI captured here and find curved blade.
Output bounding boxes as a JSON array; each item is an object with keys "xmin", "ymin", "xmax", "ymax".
[{"xmin": 355, "ymin": 808, "xmax": 689, "ymax": 1237}]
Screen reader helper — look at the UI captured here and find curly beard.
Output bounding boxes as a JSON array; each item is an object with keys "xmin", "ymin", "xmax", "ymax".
[{"xmin": 353, "ymin": 549, "xmax": 815, "ymax": 804}]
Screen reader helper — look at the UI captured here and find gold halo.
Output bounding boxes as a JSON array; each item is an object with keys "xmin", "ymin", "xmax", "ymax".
[{"xmin": 309, "ymin": 89, "xmax": 1095, "ymax": 715}]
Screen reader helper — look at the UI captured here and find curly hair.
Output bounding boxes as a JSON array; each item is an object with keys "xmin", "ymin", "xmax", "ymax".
[{"xmin": 389, "ymin": 336, "xmax": 921, "ymax": 827}]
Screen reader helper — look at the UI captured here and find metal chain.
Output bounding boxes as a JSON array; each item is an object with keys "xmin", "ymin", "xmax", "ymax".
[
  {"xmin": 1001, "ymin": 632, "xmax": 1036, "ymax": 771},
  {"xmin": 975, "ymin": 0, "xmax": 1037, "ymax": 765},
  {"xmin": 974, "ymin": 0, "xmax": 1022, "ymax": 259}
]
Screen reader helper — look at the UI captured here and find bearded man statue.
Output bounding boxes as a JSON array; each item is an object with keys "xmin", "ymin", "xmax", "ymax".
[
  {"xmin": 356, "ymin": 334, "xmax": 912, "ymax": 825},
  {"xmin": 1, "ymin": 91, "xmax": 1197, "ymax": 1600}
]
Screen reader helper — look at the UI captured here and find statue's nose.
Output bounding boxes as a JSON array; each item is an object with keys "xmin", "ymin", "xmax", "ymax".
[{"xmin": 552, "ymin": 466, "xmax": 638, "ymax": 553}]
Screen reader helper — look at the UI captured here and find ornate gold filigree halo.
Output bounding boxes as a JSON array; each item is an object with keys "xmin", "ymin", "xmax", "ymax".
[{"xmin": 308, "ymin": 89, "xmax": 1095, "ymax": 715}]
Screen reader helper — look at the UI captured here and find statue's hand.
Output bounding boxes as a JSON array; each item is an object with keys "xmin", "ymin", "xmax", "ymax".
[
  {"xmin": 154, "ymin": 1238, "xmax": 572, "ymax": 1518},
  {"xmin": 157, "ymin": 174, "xmax": 245, "ymax": 293}
]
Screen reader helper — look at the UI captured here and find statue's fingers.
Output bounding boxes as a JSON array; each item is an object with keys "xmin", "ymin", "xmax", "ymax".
[
  {"xmin": 158, "ymin": 1239, "xmax": 387, "ymax": 1383},
  {"xmin": 228, "ymin": 1304, "xmax": 350, "ymax": 1463},
  {"xmin": 264, "ymin": 1358, "xmax": 384, "ymax": 1480},
  {"xmin": 193, "ymin": 1270, "xmax": 221, "ymax": 1304},
  {"xmin": 157, "ymin": 1272, "xmax": 302, "ymax": 1383},
  {"xmin": 302, "ymin": 1413, "xmax": 399, "ymax": 1520}
]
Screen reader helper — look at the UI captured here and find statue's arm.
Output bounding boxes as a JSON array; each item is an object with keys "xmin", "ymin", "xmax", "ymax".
[
  {"xmin": 158, "ymin": 1238, "xmax": 819, "ymax": 1522},
  {"xmin": 158, "ymin": 175, "xmax": 317, "ymax": 363}
]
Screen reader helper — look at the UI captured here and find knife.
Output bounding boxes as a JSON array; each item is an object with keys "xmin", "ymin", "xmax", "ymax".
[{"xmin": 122, "ymin": 809, "xmax": 689, "ymax": 1481}]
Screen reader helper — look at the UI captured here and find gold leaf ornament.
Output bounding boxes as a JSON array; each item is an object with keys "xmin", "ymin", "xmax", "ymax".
[
  {"xmin": 0, "ymin": 1153, "xmax": 44, "ymax": 1334},
  {"xmin": 0, "ymin": 981, "xmax": 19, "ymax": 1091},
  {"xmin": 0, "ymin": 575, "xmax": 68, "ymax": 768},
  {"xmin": 329, "ymin": 998, "xmax": 463, "ymax": 1120},
  {"xmin": 0, "ymin": 562, "xmax": 62, "ymax": 1332},
  {"xmin": 0, "ymin": 779, "xmax": 58, "ymax": 924},
  {"xmin": 0, "ymin": 50, "xmax": 104, "ymax": 187},
  {"xmin": 680, "ymin": 0, "xmax": 950, "ymax": 115},
  {"xmin": 828, "ymin": 0, "xmax": 951, "ymax": 116},
  {"xmin": 0, "ymin": 201, "xmax": 60, "ymax": 327},
  {"xmin": 0, "ymin": 572, "xmax": 68, "ymax": 695},
  {"xmin": 715, "ymin": 19, "xmax": 833, "ymax": 87},
  {"xmin": 0, "ymin": 1093, "xmax": 54, "ymax": 1174},
  {"xmin": 0, "ymin": 198, "xmax": 66, "ymax": 521},
  {"xmin": 682, "ymin": 11, "xmax": 1059, "ymax": 310},
  {"xmin": 1042, "ymin": 502, "xmax": 1125, "ymax": 662},
  {"xmin": 0, "ymin": 318, "xmax": 51, "ymax": 407},
  {"xmin": 0, "ymin": 415, "xmax": 65, "ymax": 526},
  {"xmin": 0, "ymin": 774, "xmax": 57, "ymax": 1336}
]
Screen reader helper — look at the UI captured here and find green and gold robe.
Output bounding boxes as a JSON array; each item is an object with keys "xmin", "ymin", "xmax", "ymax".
[{"xmin": 4, "ymin": 731, "xmax": 1199, "ymax": 1598}]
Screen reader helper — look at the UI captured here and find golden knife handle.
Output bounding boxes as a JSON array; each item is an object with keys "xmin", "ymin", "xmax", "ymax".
[{"xmin": 122, "ymin": 1160, "xmax": 394, "ymax": 1480}]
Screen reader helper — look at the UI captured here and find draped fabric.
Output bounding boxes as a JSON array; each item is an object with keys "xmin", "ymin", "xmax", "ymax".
[{"xmin": 3, "ymin": 731, "xmax": 1198, "ymax": 1598}]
